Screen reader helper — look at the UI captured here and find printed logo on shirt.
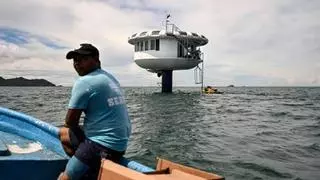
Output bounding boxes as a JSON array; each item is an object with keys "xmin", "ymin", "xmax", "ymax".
[{"xmin": 107, "ymin": 96, "xmax": 125, "ymax": 107}]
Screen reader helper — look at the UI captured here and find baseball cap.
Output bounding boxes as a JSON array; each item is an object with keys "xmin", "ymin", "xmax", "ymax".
[{"xmin": 66, "ymin": 43, "xmax": 99, "ymax": 59}]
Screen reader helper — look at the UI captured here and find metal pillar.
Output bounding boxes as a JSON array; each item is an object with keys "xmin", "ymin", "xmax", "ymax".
[{"xmin": 161, "ymin": 70, "xmax": 173, "ymax": 93}]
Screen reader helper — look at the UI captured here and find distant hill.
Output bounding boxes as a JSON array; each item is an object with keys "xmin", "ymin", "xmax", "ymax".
[{"xmin": 0, "ymin": 76, "xmax": 56, "ymax": 86}]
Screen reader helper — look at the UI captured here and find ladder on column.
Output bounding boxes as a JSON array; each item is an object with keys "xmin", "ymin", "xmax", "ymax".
[{"xmin": 194, "ymin": 52, "xmax": 204, "ymax": 92}]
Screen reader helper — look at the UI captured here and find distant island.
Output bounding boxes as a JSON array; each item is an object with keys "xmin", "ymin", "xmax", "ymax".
[{"xmin": 0, "ymin": 76, "xmax": 56, "ymax": 86}]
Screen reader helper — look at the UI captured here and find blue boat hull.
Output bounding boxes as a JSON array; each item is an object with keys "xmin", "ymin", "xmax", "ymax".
[
  {"xmin": 0, "ymin": 107, "xmax": 153, "ymax": 180},
  {"xmin": 0, "ymin": 159, "xmax": 67, "ymax": 180}
]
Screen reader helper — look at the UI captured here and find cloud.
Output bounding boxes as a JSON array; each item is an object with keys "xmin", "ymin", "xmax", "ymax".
[
  {"xmin": 0, "ymin": 0, "xmax": 319, "ymax": 86},
  {"xmin": 0, "ymin": 27, "xmax": 66, "ymax": 49}
]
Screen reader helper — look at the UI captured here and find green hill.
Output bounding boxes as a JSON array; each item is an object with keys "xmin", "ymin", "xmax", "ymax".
[{"xmin": 0, "ymin": 76, "xmax": 56, "ymax": 86}]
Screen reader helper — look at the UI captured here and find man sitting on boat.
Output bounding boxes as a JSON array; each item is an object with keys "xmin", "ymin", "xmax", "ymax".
[{"xmin": 58, "ymin": 43, "xmax": 132, "ymax": 180}]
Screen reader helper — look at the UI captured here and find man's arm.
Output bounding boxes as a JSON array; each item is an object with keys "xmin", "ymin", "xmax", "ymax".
[
  {"xmin": 64, "ymin": 109, "xmax": 82, "ymax": 128},
  {"xmin": 59, "ymin": 109, "xmax": 84, "ymax": 157}
]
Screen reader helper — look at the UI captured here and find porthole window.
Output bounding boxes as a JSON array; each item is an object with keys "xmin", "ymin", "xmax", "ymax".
[
  {"xmin": 150, "ymin": 40, "xmax": 155, "ymax": 50},
  {"xmin": 191, "ymin": 33, "xmax": 198, "ymax": 37},
  {"xmin": 179, "ymin": 31, "xmax": 187, "ymax": 36},
  {"xmin": 156, "ymin": 39, "xmax": 160, "ymax": 51},
  {"xmin": 135, "ymin": 43, "xmax": 138, "ymax": 52},
  {"xmin": 140, "ymin": 41, "xmax": 143, "ymax": 51},
  {"xmin": 151, "ymin": 31, "xmax": 160, "ymax": 35},
  {"xmin": 140, "ymin": 32, "xmax": 147, "ymax": 36},
  {"xmin": 145, "ymin": 41, "xmax": 149, "ymax": 51}
]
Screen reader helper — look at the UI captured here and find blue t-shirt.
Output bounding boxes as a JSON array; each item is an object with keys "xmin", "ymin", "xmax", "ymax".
[{"xmin": 68, "ymin": 68, "xmax": 131, "ymax": 152}]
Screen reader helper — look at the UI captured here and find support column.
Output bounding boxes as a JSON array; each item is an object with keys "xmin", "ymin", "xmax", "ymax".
[{"xmin": 161, "ymin": 70, "xmax": 173, "ymax": 93}]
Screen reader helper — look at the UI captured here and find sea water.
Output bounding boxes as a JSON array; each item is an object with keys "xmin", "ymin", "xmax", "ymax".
[{"xmin": 0, "ymin": 86, "xmax": 319, "ymax": 180}]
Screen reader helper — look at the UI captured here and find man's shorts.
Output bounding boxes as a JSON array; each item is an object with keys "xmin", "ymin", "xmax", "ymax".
[
  {"xmin": 66, "ymin": 132, "xmax": 125, "ymax": 179},
  {"xmin": 75, "ymin": 138, "xmax": 125, "ymax": 169}
]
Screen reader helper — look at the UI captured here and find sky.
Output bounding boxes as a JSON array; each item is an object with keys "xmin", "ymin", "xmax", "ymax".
[{"xmin": 0, "ymin": 0, "xmax": 319, "ymax": 87}]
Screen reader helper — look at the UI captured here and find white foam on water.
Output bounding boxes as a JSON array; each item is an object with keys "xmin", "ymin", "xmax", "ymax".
[{"xmin": 7, "ymin": 142, "xmax": 43, "ymax": 154}]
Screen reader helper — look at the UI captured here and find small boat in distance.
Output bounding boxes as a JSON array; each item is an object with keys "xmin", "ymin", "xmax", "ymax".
[{"xmin": 203, "ymin": 86, "xmax": 224, "ymax": 94}]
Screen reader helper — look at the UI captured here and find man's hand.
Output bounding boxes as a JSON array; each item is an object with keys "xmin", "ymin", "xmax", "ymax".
[
  {"xmin": 59, "ymin": 127, "xmax": 76, "ymax": 157},
  {"xmin": 60, "ymin": 109, "xmax": 85, "ymax": 156}
]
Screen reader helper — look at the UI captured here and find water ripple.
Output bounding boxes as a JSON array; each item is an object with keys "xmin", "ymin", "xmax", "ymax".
[
  {"xmin": 1, "ymin": 86, "xmax": 320, "ymax": 179},
  {"xmin": 233, "ymin": 161, "xmax": 293, "ymax": 178}
]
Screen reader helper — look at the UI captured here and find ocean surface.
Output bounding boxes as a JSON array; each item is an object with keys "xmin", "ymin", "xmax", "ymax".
[{"xmin": 0, "ymin": 86, "xmax": 319, "ymax": 180}]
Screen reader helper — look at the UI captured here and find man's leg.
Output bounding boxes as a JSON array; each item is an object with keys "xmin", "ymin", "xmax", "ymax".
[
  {"xmin": 58, "ymin": 156, "xmax": 89, "ymax": 180},
  {"xmin": 58, "ymin": 127, "xmax": 88, "ymax": 179},
  {"xmin": 59, "ymin": 127, "xmax": 84, "ymax": 156}
]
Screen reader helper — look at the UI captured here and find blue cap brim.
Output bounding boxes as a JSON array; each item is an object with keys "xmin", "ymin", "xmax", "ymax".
[{"xmin": 66, "ymin": 49, "xmax": 92, "ymax": 59}]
